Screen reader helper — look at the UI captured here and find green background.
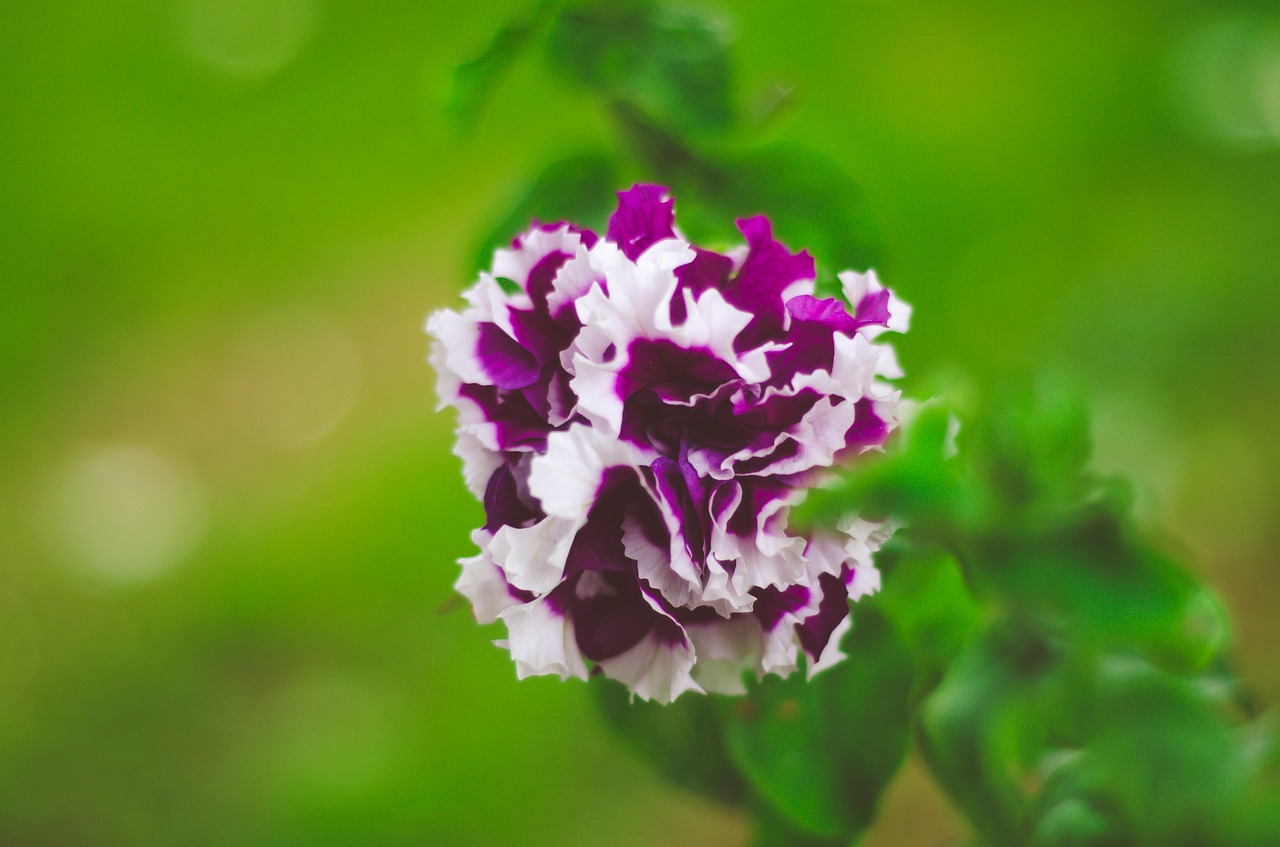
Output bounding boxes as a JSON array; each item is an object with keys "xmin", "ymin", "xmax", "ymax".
[{"xmin": 1, "ymin": 0, "xmax": 1277, "ymax": 843}]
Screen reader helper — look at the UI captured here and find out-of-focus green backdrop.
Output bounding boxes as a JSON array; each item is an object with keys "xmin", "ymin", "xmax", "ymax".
[{"xmin": 2, "ymin": 1, "xmax": 1277, "ymax": 844}]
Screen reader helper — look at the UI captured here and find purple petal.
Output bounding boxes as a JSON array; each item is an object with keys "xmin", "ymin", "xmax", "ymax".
[
  {"xmin": 483, "ymin": 464, "xmax": 540, "ymax": 531},
  {"xmin": 607, "ymin": 184, "xmax": 676, "ymax": 261},
  {"xmin": 844, "ymin": 398, "xmax": 888, "ymax": 449},
  {"xmin": 649, "ymin": 455, "xmax": 710, "ymax": 566},
  {"xmin": 476, "ymin": 323, "xmax": 540, "ymax": 390},
  {"xmin": 855, "ymin": 288, "xmax": 892, "ymax": 327},
  {"xmin": 457, "ymin": 383, "xmax": 550, "ymax": 450},
  {"xmin": 671, "ymin": 248, "xmax": 734, "ymax": 323},
  {"xmin": 729, "ymin": 217, "xmax": 815, "ymax": 350},
  {"xmin": 751, "ymin": 584, "xmax": 810, "ymax": 632},
  {"xmin": 564, "ymin": 468, "xmax": 640, "ymax": 576},
  {"xmin": 525, "ymin": 250, "xmax": 571, "ymax": 307},
  {"xmin": 797, "ymin": 569, "xmax": 851, "ymax": 660},
  {"xmin": 569, "ymin": 570, "xmax": 662, "ymax": 661},
  {"xmin": 786, "ymin": 295, "xmax": 859, "ymax": 333}
]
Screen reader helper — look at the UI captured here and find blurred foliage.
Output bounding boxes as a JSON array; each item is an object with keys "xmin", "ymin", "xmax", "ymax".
[{"xmin": 802, "ymin": 390, "xmax": 1280, "ymax": 846}]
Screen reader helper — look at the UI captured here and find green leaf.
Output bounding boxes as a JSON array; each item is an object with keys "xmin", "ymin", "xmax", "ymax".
[
  {"xmin": 749, "ymin": 800, "xmax": 849, "ymax": 847},
  {"xmin": 727, "ymin": 603, "xmax": 913, "ymax": 841},
  {"xmin": 1081, "ymin": 659, "xmax": 1246, "ymax": 843},
  {"xmin": 1030, "ymin": 797, "xmax": 1123, "ymax": 847},
  {"xmin": 918, "ymin": 617, "xmax": 1061, "ymax": 847},
  {"xmin": 448, "ymin": 1, "xmax": 553, "ymax": 130},
  {"xmin": 545, "ymin": 1, "xmax": 735, "ymax": 141},
  {"xmin": 875, "ymin": 543, "xmax": 983, "ymax": 700},
  {"xmin": 592, "ymin": 676, "xmax": 747, "ymax": 805},
  {"xmin": 973, "ymin": 513, "xmax": 1202, "ymax": 649},
  {"xmin": 470, "ymin": 152, "xmax": 620, "ymax": 275}
]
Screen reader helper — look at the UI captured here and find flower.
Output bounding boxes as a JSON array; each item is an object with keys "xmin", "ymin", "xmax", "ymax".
[{"xmin": 428, "ymin": 185, "xmax": 910, "ymax": 702}]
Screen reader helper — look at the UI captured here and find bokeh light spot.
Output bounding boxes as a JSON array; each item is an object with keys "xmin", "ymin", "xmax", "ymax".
[
  {"xmin": 179, "ymin": 0, "xmax": 321, "ymax": 80},
  {"xmin": 44, "ymin": 444, "xmax": 209, "ymax": 585},
  {"xmin": 1174, "ymin": 14, "xmax": 1280, "ymax": 150}
]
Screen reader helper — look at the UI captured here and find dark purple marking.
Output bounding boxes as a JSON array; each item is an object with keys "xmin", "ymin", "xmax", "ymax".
[
  {"xmin": 843, "ymin": 398, "xmax": 888, "ymax": 450},
  {"xmin": 564, "ymin": 468, "xmax": 641, "ymax": 576},
  {"xmin": 796, "ymin": 569, "xmax": 851, "ymax": 660},
  {"xmin": 476, "ymin": 323, "xmax": 540, "ymax": 390},
  {"xmin": 457, "ymin": 383, "xmax": 550, "ymax": 451},
  {"xmin": 726, "ymin": 477, "xmax": 793, "ymax": 538},
  {"xmin": 735, "ymin": 438, "xmax": 801, "ymax": 476},
  {"xmin": 729, "ymin": 217, "xmax": 815, "ymax": 351},
  {"xmin": 570, "ymin": 570, "xmax": 664, "ymax": 661},
  {"xmin": 670, "ymin": 248, "xmax": 734, "ymax": 323},
  {"xmin": 524, "ymin": 251, "xmax": 570, "ymax": 308},
  {"xmin": 483, "ymin": 464, "xmax": 540, "ymax": 531},
  {"xmin": 649, "ymin": 454, "xmax": 710, "ymax": 568},
  {"xmin": 855, "ymin": 288, "xmax": 892, "ymax": 327},
  {"xmin": 617, "ymin": 339, "xmax": 741, "ymax": 452},
  {"xmin": 751, "ymin": 584, "xmax": 811, "ymax": 632},
  {"xmin": 786, "ymin": 295, "xmax": 859, "ymax": 333},
  {"xmin": 508, "ymin": 307, "xmax": 569, "ymax": 366}
]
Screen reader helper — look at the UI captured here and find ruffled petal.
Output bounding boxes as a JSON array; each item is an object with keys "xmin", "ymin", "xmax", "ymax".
[{"xmin": 431, "ymin": 185, "xmax": 911, "ymax": 699}]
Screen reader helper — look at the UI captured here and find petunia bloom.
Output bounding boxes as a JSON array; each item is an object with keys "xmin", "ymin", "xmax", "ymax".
[{"xmin": 428, "ymin": 185, "xmax": 910, "ymax": 702}]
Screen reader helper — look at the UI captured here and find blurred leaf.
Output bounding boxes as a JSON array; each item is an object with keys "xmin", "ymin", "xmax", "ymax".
[
  {"xmin": 593, "ymin": 676, "xmax": 747, "ymax": 805},
  {"xmin": 1081, "ymin": 659, "xmax": 1246, "ymax": 844},
  {"xmin": 975, "ymin": 514, "xmax": 1202, "ymax": 650},
  {"xmin": 918, "ymin": 617, "xmax": 1060, "ymax": 847},
  {"xmin": 1030, "ymin": 796, "xmax": 1123, "ymax": 847},
  {"xmin": 727, "ymin": 604, "xmax": 913, "ymax": 841},
  {"xmin": 471, "ymin": 152, "xmax": 620, "ymax": 274},
  {"xmin": 546, "ymin": 1, "xmax": 735, "ymax": 141},
  {"xmin": 964, "ymin": 381, "xmax": 1093, "ymax": 518},
  {"xmin": 448, "ymin": 1, "xmax": 554, "ymax": 130},
  {"xmin": 748, "ymin": 800, "xmax": 848, "ymax": 847},
  {"xmin": 875, "ymin": 542, "xmax": 983, "ymax": 700}
]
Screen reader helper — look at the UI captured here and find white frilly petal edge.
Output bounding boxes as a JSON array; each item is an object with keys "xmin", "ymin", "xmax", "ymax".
[
  {"xmin": 489, "ymin": 516, "xmax": 581, "ymax": 596},
  {"xmin": 839, "ymin": 268, "xmax": 912, "ymax": 335},
  {"xmin": 455, "ymin": 530, "xmax": 523, "ymax": 625},
  {"xmin": 570, "ymin": 238, "xmax": 774, "ymax": 435},
  {"xmin": 597, "ymin": 631, "xmax": 703, "ymax": 704},
  {"xmin": 685, "ymin": 615, "xmax": 764, "ymax": 696},
  {"xmin": 491, "ymin": 224, "xmax": 588, "ymax": 292},
  {"xmin": 498, "ymin": 597, "xmax": 589, "ymax": 682}
]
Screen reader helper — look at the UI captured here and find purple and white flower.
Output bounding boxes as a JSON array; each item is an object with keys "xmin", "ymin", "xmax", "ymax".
[{"xmin": 428, "ymin": 185, "xmax": 909, "ymax": 702}]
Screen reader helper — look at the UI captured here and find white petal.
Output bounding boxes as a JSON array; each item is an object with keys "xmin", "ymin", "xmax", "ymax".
[
  {"xmin": 490, "ymin": 517, "xmax": 580, "ymax": 595},
  {"xmin": 426, "ymin": 309, "xmax": 486, "ymax": 386},
  {"xmin": 685, "ymin": 616, "xmax": 764, "ymax": 695},
  {"xmin": 598, "ymin": 631, "xmax": 702, "ymax": 704},
  {"xmin": 499, "ymin": 598, "xmax": 589, "ymax": 682},
  {"xmin": 492, "ymin": 225, "xmax": 584, "ymax": 292},
  {"xmin": 544, "ymin": 244, "xmax": 599, "ymax": 317},
  {"xmin": 838, "ymin": 268, "xmax": 911, "ymax": 336},
  {"xmin": 452, "ymin": 430, "xmax": 503, "ymax": 501},
  {"xmin": 847, "ymin": 562, "xmax": 882, "ymax": 602},
  {"xmin": 455, "ymin": 530, "xmax": 521, "ymax": 624}
]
